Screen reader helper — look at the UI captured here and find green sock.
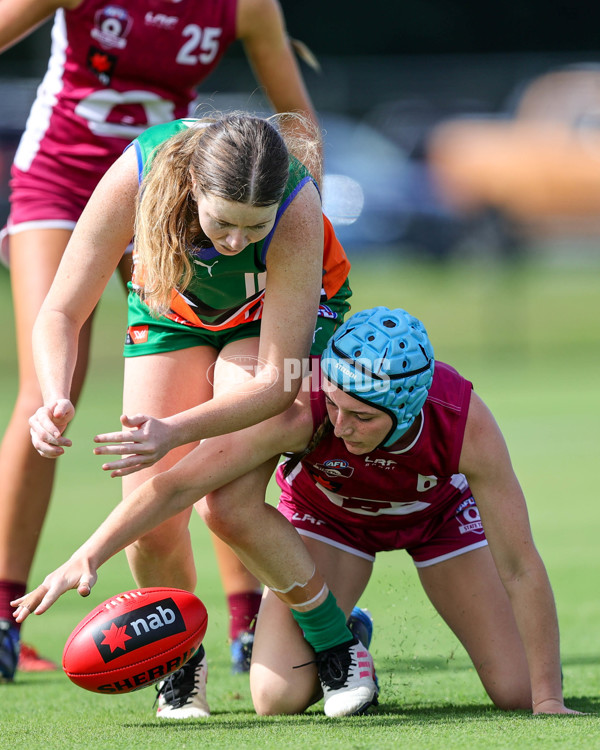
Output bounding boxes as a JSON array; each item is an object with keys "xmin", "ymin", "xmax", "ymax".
[{"xmin": 291, "ymin": 590, "xmax": 353, "ymax": 653}]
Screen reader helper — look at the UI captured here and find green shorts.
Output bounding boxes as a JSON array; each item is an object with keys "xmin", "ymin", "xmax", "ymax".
[{"xmin": 123, "ymin": 278, "xmax": 352, "ymax": 358}]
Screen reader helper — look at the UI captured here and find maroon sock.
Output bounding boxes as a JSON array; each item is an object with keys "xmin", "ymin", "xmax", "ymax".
[
  {"xmin": 0, "ymin": 580, "xmax": 27, "ymax": 632},
  {"xmin": 227, "ymin": 591, "xmax": 262, "ymax": 641}
]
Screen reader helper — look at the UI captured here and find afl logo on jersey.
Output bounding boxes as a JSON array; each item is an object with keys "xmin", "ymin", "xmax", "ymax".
[
  {"xmin": 314, "ymin": 459, "xmax": 354, "ymax": 479},
  {"xmin": 91, "ymin": 6, "xmax": 133, "ymax": 50}
]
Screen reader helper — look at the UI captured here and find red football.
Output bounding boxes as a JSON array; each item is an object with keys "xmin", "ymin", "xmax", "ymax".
[{"xmin": 62, "ymin": 587, "xmax": 208, "ymax": 694}]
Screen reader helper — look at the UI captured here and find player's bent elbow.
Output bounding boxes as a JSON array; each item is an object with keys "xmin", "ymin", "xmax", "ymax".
[{"xmin": 268, "ymin": 377, "xmax": 300, "ymax": 417}]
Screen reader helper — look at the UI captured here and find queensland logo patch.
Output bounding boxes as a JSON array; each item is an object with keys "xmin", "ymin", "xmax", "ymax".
[
  {"xmin": 455, "ymin": 497, "xmax": 484, "ymax": 536},
  {"xmin": 93, "ymin": 598, "xmax": 186, "ymax": 663},
  {"xmin": 91, "ymin": 6, "xmax": 133, "ymax": 50}
]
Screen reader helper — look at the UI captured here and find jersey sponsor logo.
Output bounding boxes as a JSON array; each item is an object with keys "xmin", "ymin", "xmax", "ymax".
[
  {"xmin": 314, "ymin": 459, "xmax": 355, "ymax": 479},
  {"xmin": 92, "ymin": 598, "xmax": 186, "ymax": 663},
  {"xmin": 291, "ymin": 511, "xmax": 325, "ymax": 527},
  {"xmin": 87, "ymin": 46, "xmax": 117, "ymax": 85},
  {"xmin": 364, "ymin": 456, "xmax": 397, "ymax": 469},
  {"xmin": 315, "ymin": 482, "xmax": 432, "ymax": 517},
  {"xmin": 91, "ymin": 6, "xmax": 133, "ymax": 50},
  {"xmin": 416, "ymin": 473, "xmax": 438, "ymax": 492},
  {"xmin": 144, "ymin": 12, "xmax": 179, "ymax": 30},
  {"xmin": 126, "ymin": 325, "xmax": 149, "ymax": 345},
  {"xmin": 73, "ymin": 90, "xmax": 176, "ymax": 139},
  {"xmin": 455, "ymin": 497, "xmax": 484, "ymax": 535}
]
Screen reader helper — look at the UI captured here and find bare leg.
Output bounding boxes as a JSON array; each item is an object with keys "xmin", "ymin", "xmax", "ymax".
[
  {"xmin": 201, "ymin": 336, "xmax": 269, "ymax": 598},
  {"xmin": 210, "ymin": 534, "xmax": 262, "ymax": 597},
  {"xmin": 122, "ymin": 347, "xmax": 217, "ymax": 592},
  {"xmin": 210, "ymin": 532, "xmax": 262, "ymax": 663},
  {"xmin": 0, "ymin": 229, "xmax": 93, "ymax": 586},
  {"xmin": 250, "ymin": 536, "xmax": 373, "ymax": 715},
  {"xmin": 199, "ymin": 459, "xmax": 320, "ymax": 597},
  {"xmin": 200, "ymin": 337, "xmax": 279, "ymax": 656},
  {"xmin": 417, "ymin": 545, "xmax": 532, "ymax": 710}
]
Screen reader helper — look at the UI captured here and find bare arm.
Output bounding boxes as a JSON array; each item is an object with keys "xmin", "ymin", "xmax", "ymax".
[
  {"xmin": 460, "ymin": 391, "xmax": 575, "ymax": 714},
  {"xmin": 13, "ymin": 394, "xmax": 313, "ymax": 619},
  {"xmin": 149, "ymin": 182, "xmax": 322, "ymax": 438},
  {"xmin": 0, "ymin": 0, "xmax": 81, "ymax": 53},
  {"xmin": 237, "ymin": 0, "xmax": 322, "ymax": 183},
  {"xmin": 29, "ymin": 147, "xmax": 139, "ymax": 455}
]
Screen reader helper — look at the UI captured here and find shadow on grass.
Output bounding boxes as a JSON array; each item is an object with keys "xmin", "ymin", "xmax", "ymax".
[
  {"xmin": 373, "ymin": 652, "xmax": 600, "ymax": 675},
  {"xmin": 118, "ymin": 695, "xmax": 599, "ymax": 731},
  {"xmin": 8, "ymin": 672, "xmax": 68, "ymax": 689}
]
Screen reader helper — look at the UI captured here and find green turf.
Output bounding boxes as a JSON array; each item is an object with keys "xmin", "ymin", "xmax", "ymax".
[{"xmin": 0, "ymin": 256, "xmax": 599, "ymax": 748}]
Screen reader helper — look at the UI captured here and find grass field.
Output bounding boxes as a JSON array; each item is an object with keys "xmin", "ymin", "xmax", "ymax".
[{"xmin": 0, "ymin": 255, "xmax": 599, "ymax": 748}]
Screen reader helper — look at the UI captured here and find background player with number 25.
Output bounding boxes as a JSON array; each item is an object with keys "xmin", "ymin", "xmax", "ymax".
[{"xmin": 0, "ymin": 0, "xmax": 321, "ymax": 682}]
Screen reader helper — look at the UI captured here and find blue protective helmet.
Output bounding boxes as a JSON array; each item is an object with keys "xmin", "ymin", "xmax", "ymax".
[{"xmin": 321, "ymin": 307, "xmax": 435, "ymax": 448}]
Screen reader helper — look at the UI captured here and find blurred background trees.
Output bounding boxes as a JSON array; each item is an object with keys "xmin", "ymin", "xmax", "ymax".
[{"xmin": 3, "ymin": 0, "xmax": 600, "ymax": 260}]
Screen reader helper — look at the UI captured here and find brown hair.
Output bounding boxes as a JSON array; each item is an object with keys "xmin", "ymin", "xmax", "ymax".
[{"xmin": 134, "ymin": 113, "xmax": 304, "ymax": 314}]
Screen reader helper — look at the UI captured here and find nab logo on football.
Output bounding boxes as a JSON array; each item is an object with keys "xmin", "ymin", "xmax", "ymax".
[
  {"xmin": 63, "ymin": 587, "xmax": 208, "ymax": 693},
  {"xmin": 93, "ymin": 598, "xmax": 186, "ymax": 663}
]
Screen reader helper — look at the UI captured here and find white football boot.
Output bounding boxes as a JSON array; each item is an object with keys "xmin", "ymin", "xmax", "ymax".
[
  {"xmin": 315, "ymin": 638, "xmax": 378, "ymax": 717},
  {"xmin": 155, "ymin": 645, "xmax": 210, "ymax": 718}
]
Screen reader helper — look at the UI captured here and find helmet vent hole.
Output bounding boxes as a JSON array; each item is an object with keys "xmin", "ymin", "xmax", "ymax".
[
  {"xmin": 368, "ymin": 335, "xmax": 375, "ymax": 341},
  {"xmin": 400, "ymin": 342, "xmax": 406, "ymax": 349},
  {"xmin": 403, "ymin": 361, "xmax": 408, "ymax": 368},
  {"xmin": 409, "ymin": 386, "xmax": 414, "ymax": 392},
  {"xmin": 383, "ymin": 319, "xmax": 396, "ymax": 328},
  {"xmin": 354, "ymin": 349, "xmax": 362, "ymax": 356},
  {"xmin": 399, "ymin": 403, "xmax": 405, "ymax": 409}
]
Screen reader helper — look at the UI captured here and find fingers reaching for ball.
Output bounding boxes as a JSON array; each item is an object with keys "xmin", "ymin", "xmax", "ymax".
[
  {"xmin": 11, "ymin": 587, "xmax": 51, "ymax": 622},
  {"xmin": 11, "ymin": 560, "xmax": 98, "ymax": 621}
]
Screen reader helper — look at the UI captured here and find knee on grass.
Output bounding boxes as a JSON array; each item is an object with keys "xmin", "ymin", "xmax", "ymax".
[
  {"xmin": 251, "ymin": 682, "xmax": 314, "ymax": 717},
  {"xmin": 488, "ymin": 684, "xmax": 532, "ymax": 712}
]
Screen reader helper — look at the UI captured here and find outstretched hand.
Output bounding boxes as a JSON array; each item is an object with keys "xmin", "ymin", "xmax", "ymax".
[
  {"xmin": 94, "ymin": 414, "xmax": 176, "ymax": 477},
  {"xmin": 11, "ymin": 557, "xmax": 97, "ymax": 623},
  {"xmin": 29, "ymin": 399, "xmax": 75, "ymax": 457}
]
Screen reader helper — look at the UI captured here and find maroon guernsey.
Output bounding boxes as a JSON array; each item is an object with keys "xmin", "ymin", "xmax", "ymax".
[
  {"xmin": 277, "ymin": 362, "xmax": 474, "ymax": 530},
  {"xmin": 8, "ymin": 0, "xmax": 238, "ymax": 228}
]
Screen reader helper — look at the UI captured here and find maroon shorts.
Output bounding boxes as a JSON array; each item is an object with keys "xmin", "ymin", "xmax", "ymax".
[
  {"xmin": 2, "ymin": 165, "xmax": 132, "ymax": 266},
  {"xmin": 277, "ymin": 490, "xmax": 487, "ymax": 568}
]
